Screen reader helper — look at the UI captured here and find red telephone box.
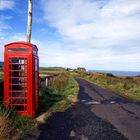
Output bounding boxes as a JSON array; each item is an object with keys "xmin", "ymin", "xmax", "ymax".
[{"xmin": 4, "ymin": 42, "xmax": 39, "ymax": 117}]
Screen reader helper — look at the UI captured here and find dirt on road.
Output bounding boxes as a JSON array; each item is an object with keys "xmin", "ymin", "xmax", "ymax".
[{"xmin": 37, "ymin": 78, "xmax": 140, "ymax": 140}]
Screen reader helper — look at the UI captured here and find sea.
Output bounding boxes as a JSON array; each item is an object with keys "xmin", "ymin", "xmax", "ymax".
[{"xmin": 89, "ymin": 70, "xmax": 140, "ymax": 77}]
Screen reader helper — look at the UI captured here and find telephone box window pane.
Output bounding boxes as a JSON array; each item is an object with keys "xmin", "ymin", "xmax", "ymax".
[
  {"xmin": 12, "ymin": 92, "xmax": 26, "ymax": 97},
  {"xmin": 9, "ymin": 78, "xmax": 25, "ymax": 84},
  {"xmin": 8, "ymin": 48, "xmax": 29, "ymax": 52},
  {"xmin": 11, "ymin": 71, "xmax": 27, "ymax": 77},
  {"xmin": 12, "ymin": 99, "xmax": 24, "ymax": 104},
  {"xmin": 21, "ymin": 65, "xmax": 25, "ymax": 70},
  {"xmin": 11, "ymin": 58, "xmax": 19, "ymax": 64},
  {"xmin": 12, "ymin": 65, "xmax": 18, "ymax": 70},
  {"xmin": 13, "ymin": 78, "xmax": 21, "ymax": 84},
  {"xmin": 11, "ymin": 65, "xmax": 25, "ymax": 70},
  {"xmin": 35, "ymin": 59, "xmax": 38, "ymax": 71},
  {"xmin": 12, "ymin": 85, "xmax": 25, "ymax": 90},
  {"xmin": 14, "ymin": 106, "xmax": 24, "ymax": 111},
  {"xmin": 9, "ymin": 58, "xmax": 25, "ymax": 64},
  {"xmin": 19, "ymin": 59, "xmax": 24, "ymax": 64}
]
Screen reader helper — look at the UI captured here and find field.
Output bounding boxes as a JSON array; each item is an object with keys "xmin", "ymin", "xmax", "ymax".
[
  {"xmin": 39, "ymin": 67, "xmax": 67, "ymax": 76},
  {"xmin": 78, "ymin": 72, "xmax": 140, "ymax": 101}
]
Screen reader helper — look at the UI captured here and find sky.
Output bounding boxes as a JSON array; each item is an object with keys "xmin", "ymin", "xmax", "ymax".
[{"xmin": 0, "ymin": 0, "xmax": 140, "ymax": 71}]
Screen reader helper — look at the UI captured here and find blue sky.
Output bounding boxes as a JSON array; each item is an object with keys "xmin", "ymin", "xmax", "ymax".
[{"xmin": 0, "ymin": 0, "xmax": 140, "ymax": 71}]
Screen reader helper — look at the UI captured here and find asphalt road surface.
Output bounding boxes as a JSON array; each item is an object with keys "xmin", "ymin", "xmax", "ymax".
[{"xmin": 38, "ymin": 78, "xmax": 140, "ymax": 140}]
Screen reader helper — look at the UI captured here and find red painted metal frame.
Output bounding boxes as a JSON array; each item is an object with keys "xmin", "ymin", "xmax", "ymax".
[{"xmin": 4, "ymin": 42, "xmax": 39, "ymax": 118}]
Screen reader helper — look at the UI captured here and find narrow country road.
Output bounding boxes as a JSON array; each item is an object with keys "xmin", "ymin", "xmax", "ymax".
[{"xmin": 37, "ymin": 78, "xmax": 140, "ymax": 140}]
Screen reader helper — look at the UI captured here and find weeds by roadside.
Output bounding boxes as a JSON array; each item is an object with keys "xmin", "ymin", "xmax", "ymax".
[
  {"xmin": 39, "ymin": 73, "xmax": 79, "ymax": 121},
  {"xmin": 77, "ymin": 72, "xmax": 140, "ymax": 101},
  {"xmin": 0, "ymin": 104, "xmax": 35, "ymax": 140},
  {"xmin": 0, "ymin": 106, "xmax": 16, "ymax": 140}
]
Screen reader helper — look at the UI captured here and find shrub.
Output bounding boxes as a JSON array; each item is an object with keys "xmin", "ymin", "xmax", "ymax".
[
  {"xmin": 106, "ymin": 73, "xmax": 116, "ymax": 77},
  {"xmin": 48, "ymin": 73, "xmax": 69, "ymax": 91},
  {"xmin": 39, "ymin": 76, "xmax": 79, "ymax": 121},
  {"xmin": 39, "ymin": 73, "xmax": 70, "ymax": 112}
]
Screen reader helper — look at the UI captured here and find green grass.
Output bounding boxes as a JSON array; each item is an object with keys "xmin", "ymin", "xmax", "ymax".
[
  {"xmin": 0, "ymin": 105, "xmax": 35, "ymax": 140},
  {"xmin": 78, "ymin": 72, "xmax": 140, "ymax": 102},
  {"xmin": 40, "ymin": 76, "xmax": 79, "ymax": 120}
]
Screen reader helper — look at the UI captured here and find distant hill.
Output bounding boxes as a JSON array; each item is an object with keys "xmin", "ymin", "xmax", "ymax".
[
  {"xmin": 0, "ymin": 62, "xmax": 4, "ymax": 67},
  {"xmin": 39, "ymin": 67, "xmax": 66, "ymax": 71}
]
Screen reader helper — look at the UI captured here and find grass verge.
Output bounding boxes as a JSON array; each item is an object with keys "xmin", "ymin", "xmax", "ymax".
[
  {"xmin": 39, "ymin": 76, "xmax": 79, "ymax": 121},
  {"xmin": 78, "ymin": 72, "xmax": 140, "ymax": 102}
]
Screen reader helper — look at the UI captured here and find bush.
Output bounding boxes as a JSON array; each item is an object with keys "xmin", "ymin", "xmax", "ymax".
[
  {"xmin": 39, "ymin": 73, "xmax": 70, "ymax": 112},
  {"xmin": 48, "ymin": 73, "xmax": 69, "ymax": 91},
  {"xmin": 106, "ymin": 73, "xmax": 116, "ymax": 77},
  {"xmin": 39, "ymin": 75, "xmax": 78, "ymax": 115}
]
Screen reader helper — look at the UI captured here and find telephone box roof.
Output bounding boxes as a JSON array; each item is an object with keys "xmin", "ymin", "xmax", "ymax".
[{"xmin": 4, "ymin": 42, "xmax": 38, "ymax": 50}]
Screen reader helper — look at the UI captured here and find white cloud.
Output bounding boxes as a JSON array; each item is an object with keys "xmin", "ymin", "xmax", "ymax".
[
  {"xmin": 40, "ymin": 0, "xmax": 140, "ymax": 71},
  {"xmin": 0, "ymin": 0, "xmax": 15, "ymax": 10},
  {"xmin": 101, "ymin": 0, "xmax": 140, "ymax": 17},
  {"xmin": 41, "ymin": 0, "xmax": 140, "ymax": 42}
]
